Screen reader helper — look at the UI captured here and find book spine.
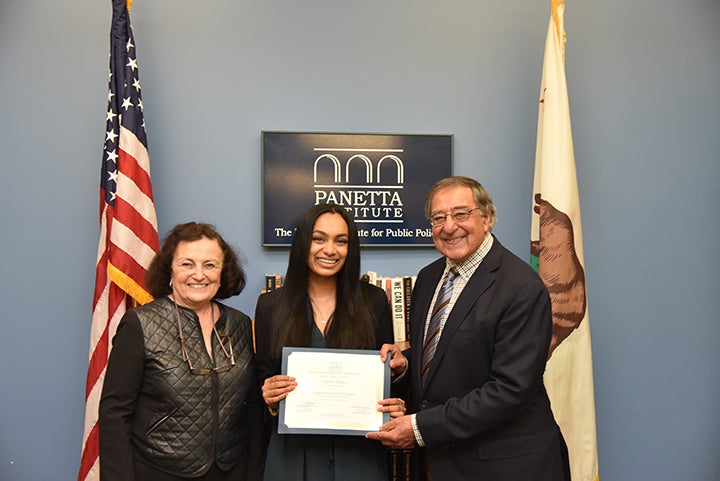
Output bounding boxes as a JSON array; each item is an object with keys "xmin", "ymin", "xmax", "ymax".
[
  {"xmin": 388, "ymin": 448, "xmax": 399, "ymax": 481},
  {"xmin": 402, "ymin": 276, "xmax": 413, "ymax": 341},
  {"xmin": 401, "ymin": 449, "xmax": 413, "ymax": 481},
  {"xmin": 262, "ymin": 274, "xmax": 283, "ymax": 293},
  {"xmin": 391, "ymin": 277, "xmax": 406, "ymax": 342},
  {"xmin": 264, "ymin": 274, "xmax": 275, "ymax": 293},
  {"xmin": 383, "ymin": 277, "xmax": 392, "ymax": 302}
]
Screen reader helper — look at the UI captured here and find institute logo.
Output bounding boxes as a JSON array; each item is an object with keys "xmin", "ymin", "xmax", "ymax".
[{"xmin": 313, "ymin": 147, "xmax": 405, "ymax": 223}]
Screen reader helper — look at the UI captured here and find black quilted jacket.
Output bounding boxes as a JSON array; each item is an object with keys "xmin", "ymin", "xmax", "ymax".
[{"xmin": 99, "ymin": 296, "xmax": 261, "ymax": 480}]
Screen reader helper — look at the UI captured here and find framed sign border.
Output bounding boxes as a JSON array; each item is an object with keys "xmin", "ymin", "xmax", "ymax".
[{"xmin": 262, "ymin": 131, "xmax": 453, "ymax": 248}]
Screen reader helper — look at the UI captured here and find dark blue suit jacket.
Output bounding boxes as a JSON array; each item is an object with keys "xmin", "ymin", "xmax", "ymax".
[{"xmin": 409, "ymin": 236, "xmax": 570, "ymax": 481}]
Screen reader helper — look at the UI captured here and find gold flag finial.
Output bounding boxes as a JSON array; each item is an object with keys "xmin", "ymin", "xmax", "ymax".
[
  {"xmin": 127, "ymin": 0, "xmax": 133, "ymax": 13},
  {"xmin": 551, "ymin": 0, "xmax": 567, "ymax": 62}
]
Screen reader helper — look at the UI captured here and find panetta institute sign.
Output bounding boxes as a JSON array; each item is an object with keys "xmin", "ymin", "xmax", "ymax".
[{"xmin": 262, "ymin": 132, "xmax": 453, "ymax": 247}]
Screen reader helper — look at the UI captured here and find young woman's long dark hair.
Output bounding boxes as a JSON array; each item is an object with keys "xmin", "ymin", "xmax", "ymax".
[{"xmin": 269, "ymin": 204, "xmax": 375, "ymax": 359}]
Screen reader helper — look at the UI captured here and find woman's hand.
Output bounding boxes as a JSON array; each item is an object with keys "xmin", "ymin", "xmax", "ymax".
[
  {"xmin": 379, "ymin": 343, "xmax": 408, "ymax": 377},
  {"xmin": 377, "ymin": 397, "xmax": 407, "ymax": 418},
  {"xmin": 262, "ymin": 374, "xmax": 297, "ymax": 410}
]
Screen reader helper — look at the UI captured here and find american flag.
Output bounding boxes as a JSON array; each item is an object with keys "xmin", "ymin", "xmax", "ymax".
[{"xmin": 78, "ymin": 1, "xmax": 159, "ymax": 480}]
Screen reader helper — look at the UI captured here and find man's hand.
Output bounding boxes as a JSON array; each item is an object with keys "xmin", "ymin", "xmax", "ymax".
[{"xmin": 365, "ymin": 414, "xmax": 416, "ymax": 449}]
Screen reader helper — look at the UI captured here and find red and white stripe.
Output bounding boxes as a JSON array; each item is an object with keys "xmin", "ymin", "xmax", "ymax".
[{"xmin": 78, "ymin": 125, "xmax": 158, "ymax": 481}]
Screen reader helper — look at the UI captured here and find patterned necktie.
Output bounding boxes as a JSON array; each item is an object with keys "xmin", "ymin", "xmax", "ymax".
[{"xmin": 421, "ymin": 267, "xmax": 458, "ymax": 388}]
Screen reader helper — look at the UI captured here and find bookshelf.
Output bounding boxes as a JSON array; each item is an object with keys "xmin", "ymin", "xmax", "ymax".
[{"xmin": 363, "ymin": 271, "xmax": 415, "ymax": 481}]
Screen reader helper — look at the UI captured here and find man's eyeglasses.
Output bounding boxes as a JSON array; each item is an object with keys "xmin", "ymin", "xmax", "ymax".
[
  {"xmin": 429, "ymin": 207, "xmax": 482, "ymax": 227},
  {"xmin": 174, "ymin": 300, "xmax": 235, "ymax": 375}
]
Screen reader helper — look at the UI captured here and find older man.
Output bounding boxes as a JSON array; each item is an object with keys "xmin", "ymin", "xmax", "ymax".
[{"xmin": 368, "ymin": 176, "xmax": 570, "ymax": 481}]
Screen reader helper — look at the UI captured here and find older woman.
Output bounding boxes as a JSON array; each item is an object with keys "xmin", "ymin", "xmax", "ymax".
[{"xmin": 100, "ymin": 222, "xmax": 264, "ymax": 481}]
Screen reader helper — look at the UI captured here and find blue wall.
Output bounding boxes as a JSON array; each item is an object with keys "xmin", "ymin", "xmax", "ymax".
[{"xmin": 1, "ymin": 0, "xmax": 718, "ymax": 479}]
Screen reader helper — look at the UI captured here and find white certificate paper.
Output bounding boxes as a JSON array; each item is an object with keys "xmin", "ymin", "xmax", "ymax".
[{"xmin": 278, "ymin": 347, "xmax": 391, "ymax": 436}]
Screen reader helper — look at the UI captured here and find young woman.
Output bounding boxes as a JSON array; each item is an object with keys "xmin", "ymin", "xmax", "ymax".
[{"xmin": 254, "ymin": 204, "xmax": 406, "ymax": 481}]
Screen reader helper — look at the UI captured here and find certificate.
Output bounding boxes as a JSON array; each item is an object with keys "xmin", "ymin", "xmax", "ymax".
[{"xmin": 278, "ymin": 347, "xmax": 391, "ymax": 436}]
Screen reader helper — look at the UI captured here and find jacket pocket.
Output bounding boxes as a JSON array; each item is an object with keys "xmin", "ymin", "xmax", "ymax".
[
  {"xmin": 475, "ymin": 433, "xmax": 539, "ymax": 460},
  {"xmin": 144, "ymin": 404, "xmax": 178, "ymax": 436}
]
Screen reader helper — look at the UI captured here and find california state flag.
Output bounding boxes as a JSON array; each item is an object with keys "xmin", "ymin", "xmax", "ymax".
[{"xmin": 530, "ymin": 1, "xmax": 600, "ymax": 481}]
